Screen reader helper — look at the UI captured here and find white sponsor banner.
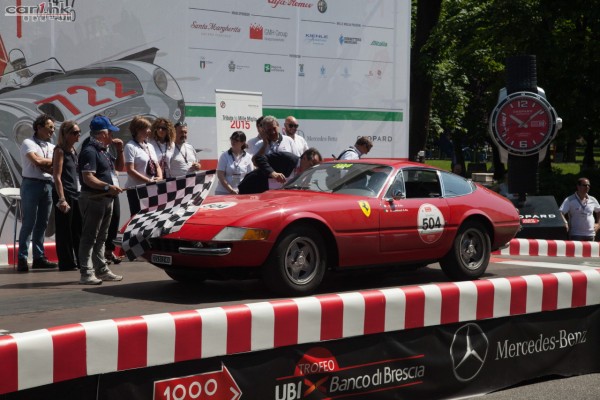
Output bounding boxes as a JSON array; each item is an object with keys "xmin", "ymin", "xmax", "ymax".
[{"xmin": 214, "ymin": 90, "xmax": 263, "ymax": 156}]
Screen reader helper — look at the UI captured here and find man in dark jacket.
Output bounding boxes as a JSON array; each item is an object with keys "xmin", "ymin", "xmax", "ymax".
[{"xmin": 238, "ymin": 148, "xmax": 322, "ymax": 194}]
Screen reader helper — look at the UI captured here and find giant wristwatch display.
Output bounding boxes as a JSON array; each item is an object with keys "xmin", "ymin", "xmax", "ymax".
[{"xmin": 490, "ymin": 89, "xmax": 562, "ymax": 162}]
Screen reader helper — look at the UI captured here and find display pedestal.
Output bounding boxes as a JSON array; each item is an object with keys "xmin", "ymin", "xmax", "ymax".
[{"xmin": 514, "ymin": 195, "xmax": 567, "ymax": 240}]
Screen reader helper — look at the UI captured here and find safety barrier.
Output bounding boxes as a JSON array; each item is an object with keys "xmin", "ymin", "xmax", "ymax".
[
  {"xmin": 493, "ymin": 238, "xmax": 600, "ymax": 257},
  {"xmin": 0, "ymin": 243, "xmax": 57, "ymax": 267},
  {"xmin": 1, "ymin": 268, "xmax": 599, "ymax": 398}
]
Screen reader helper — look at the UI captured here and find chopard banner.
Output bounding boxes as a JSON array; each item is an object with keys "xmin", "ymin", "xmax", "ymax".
[{"xmin": 4, "ymin": 306, "xmax": 599, "ymax": 400}]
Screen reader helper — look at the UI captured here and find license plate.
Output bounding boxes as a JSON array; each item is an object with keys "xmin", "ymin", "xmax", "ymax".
[{"xmin": 151, "ymin": 254, "xmax": 172, "ymax": 265}]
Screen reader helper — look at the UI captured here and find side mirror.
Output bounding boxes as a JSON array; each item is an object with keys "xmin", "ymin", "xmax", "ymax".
[{"xmin": 385, "ymin": 189, "xmax": 405, "ymax": 202}]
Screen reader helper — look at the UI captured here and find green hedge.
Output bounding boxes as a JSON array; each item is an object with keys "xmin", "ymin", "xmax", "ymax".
[{"xmin": 539, "ymin": 167, "xmax": 600, "ymax": 205}]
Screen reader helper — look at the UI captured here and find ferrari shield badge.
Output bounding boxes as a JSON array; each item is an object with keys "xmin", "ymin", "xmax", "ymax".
[{"xmin": 358, "ymin": 200, "xmax": 371, "ymax": 217}]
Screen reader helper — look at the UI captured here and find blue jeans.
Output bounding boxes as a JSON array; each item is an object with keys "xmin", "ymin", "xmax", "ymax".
[{"xmin": 18, "ymin": 178, "xmax": 53, "ymax": 260}]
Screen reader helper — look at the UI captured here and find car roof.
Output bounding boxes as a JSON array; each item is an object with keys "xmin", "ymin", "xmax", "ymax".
[{"xmin": 327, "ymin": 158, "xmax": 443, "ymax": 170}]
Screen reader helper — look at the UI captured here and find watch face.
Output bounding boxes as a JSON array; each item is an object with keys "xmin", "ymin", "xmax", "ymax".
[{"xmin": 489, "ymin": 91, "xmax": 559, "ymax": 156}]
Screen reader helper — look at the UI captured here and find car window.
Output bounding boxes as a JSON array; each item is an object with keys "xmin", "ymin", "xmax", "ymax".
[
  {"xmin": 402, "ymin": 169, "xmax": 441, "ymax": 198},
  {"xmin": 283, "ymin": 162, "xmax": 392, "ymax": 197},
  {"xmin": 440, "ymin": 171, "xmax": 474, "ymax": 197}
]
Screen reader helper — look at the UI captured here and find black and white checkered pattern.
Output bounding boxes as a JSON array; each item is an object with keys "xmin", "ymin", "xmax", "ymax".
[{"xmin": 121, "ymin": 172, "xmax": 215, "ymax": 260}]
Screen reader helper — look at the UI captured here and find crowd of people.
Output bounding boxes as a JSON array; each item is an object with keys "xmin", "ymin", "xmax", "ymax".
[{"xmin": 14, "ymin": 113, "xmax": 374, "ymax": 283}]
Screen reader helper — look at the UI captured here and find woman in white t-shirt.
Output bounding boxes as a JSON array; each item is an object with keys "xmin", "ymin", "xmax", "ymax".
[
  {"xmin": 149, "ymin": 117, "xmax": 175, "ymax": 179},
  {"xmin": 215, "ymin": 131, "xmax": 254, "ymax": 195},
  {"xmin": 124, "ymin": 116, "xmax": 163, "ymax": 214}
]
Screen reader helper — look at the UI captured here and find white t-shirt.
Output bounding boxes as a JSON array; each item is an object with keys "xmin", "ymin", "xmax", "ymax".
[
  {"xmin": 215, "ymin": 150, "xmax": 254, "ymax": 194},
  {"xmin": 124, "ymin": 139, "xmax": 160, "ymax": 187},
  {"xmin": 338, "ymin": 146, "xmax": 361, "ymax": 160},
  {"xmin": 288, "ymin": 134, "xmax": 308, "ymax": 156},
  {"xmin": 559, "ymin": 193, "xmax": 600, "ymax": 237},
  {"xmin": 20, "ymin": 136, "xmax": 55, "ymax": 180},
  {"xmin": 254, "ymin": 134, "xmax": 298, "ymax": 156},
  {"xmin": 170, "ymin": 142, "xmax": 198, "ymax": 178},
  {"xmin": 246, "ymin": 135, "xmax": 262, "ymax": 156},
  {"xmin": 150, "ymin": 139, "xmax": 175, "ymax": 178}
]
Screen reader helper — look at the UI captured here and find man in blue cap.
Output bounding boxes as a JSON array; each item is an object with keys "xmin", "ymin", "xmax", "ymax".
[{"xmin": 77, "ymin": 116, "xmax": 125, "ymax": 284}]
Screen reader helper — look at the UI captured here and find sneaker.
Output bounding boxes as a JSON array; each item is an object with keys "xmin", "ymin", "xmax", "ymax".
[
  {"xmin": 32, "ymin": 257, "xmax": 58, "ymax": 269},
  {"xmin": 17, "ymin": 258, "xmax": 29, "ymax": 272},
  {"xmin": 79, "ymin": 274, "xmax": 102, "ymax": 285},
  {"xmin": 97, "ymin": 271, "xmax": 123, "ymax": 282}
]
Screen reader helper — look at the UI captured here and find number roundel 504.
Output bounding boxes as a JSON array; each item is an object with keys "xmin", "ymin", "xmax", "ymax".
[{"xmin": 417, "ymin": 203, "xmax": 445, "ymax": 244}]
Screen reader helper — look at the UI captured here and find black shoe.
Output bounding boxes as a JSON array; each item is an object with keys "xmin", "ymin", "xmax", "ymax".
[
  {"xmin": 32, "ymin": 257, "xmax": 58, "ymax": 269},
  {"xmin": 17, "ymin": 259, "xmax": 29, "ymax": 272},
  {"xmin": 105, "ymin": 251, "xmax": 122, "ymax": 265}
]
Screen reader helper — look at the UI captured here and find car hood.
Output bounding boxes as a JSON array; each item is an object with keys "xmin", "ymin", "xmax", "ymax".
[{"xmin": 186, "ymin": 190, "xmax": 331, "ymax": 227}]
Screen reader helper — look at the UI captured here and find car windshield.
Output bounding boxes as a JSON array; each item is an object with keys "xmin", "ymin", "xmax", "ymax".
[{"xmin": 283, "ymin": 162, "xmax": 393, "ymax": 197}]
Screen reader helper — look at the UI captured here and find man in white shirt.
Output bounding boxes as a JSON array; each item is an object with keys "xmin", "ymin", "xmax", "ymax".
[
  {"xmin": 337, "ymin": 136, "xmax": 373, "ymax": 160},
  {"xmin": 559, "ymin": 177, "xmax": 600, "ymax": 241},
  {"xmin": 254, "ymin": 115, "xmax": 297, "ymax": 156},
  {"xmin": 17, "ymin": 114, "xmax": 58, "ymax": 272},
  {"xmin": 283, "ymin": 116, "xmax": 308, "ymax": 157},
  {"xmin": 170, "ymin": 121, "xmax": 201, "ymax": 177},
  {"xmin": 246, "ymin": 116, "xmax": 264, "ymax": 156}
]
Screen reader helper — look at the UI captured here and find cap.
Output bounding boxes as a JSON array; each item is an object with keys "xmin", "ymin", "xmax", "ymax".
[
  {"xmin": 174, "ymin": 120, "xmax": 187, "ymax": 128},
  {"xmin": 90, "ymin": 116, "xmax": 119, "ymax": 132}
]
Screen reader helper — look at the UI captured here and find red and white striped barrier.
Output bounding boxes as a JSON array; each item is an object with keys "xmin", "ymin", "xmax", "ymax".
[
  {"xmin": 0, "ymin": 243, "xmax": 57, "ymax": 266},
  {"xmin": 1, "ymin": 268, "xmax": 599, "ymax": 395},
  {"xmin": 493, "ymin": 238, "xmax": 600, "ymax": 257}
]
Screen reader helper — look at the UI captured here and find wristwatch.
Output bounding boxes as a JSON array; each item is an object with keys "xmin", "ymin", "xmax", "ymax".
[
  {"xmin": 489, "ymin": 88, "xmax": 562, "ymax": 163},
  {"xmin": 103, "ymin": 185, "xmax": 110, "ymax": 192}
]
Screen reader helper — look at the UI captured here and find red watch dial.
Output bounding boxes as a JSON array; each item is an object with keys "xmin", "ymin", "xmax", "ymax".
[{"xmin": 490, "ymin": 92, "xmax": 558, "ymax": 156}]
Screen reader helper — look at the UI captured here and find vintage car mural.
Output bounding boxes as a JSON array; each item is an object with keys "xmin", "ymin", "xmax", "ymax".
[{"xmin": 0, "ymin": 48, "xmax": 185, "ymax": 193}]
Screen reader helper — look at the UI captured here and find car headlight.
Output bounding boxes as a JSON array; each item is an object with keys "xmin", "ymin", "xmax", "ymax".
[
  {"xmin": 153, "ymin": 68, "xmax": 183, "ymax": 101},
  {"xmin": 212, "ymin": 227, "xmax": 270, "ymax": 241}
]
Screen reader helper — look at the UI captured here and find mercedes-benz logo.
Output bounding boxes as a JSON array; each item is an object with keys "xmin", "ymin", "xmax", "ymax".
[{"xmin": 450, "ymin": 323, "xmax": 489, "ymax": 382}]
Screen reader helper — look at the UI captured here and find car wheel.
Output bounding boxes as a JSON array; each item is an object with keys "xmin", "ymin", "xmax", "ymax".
[
  {"xmin": 440, "ymin": 221, "xmax": 490, "ymax": 280},
  {"xmin": 263, "ymin": 224, "xmax": 327, "ymax": 296},
  {"xmin": 165, "ymin": 270, "xmax": 207, "ymax": 284}
]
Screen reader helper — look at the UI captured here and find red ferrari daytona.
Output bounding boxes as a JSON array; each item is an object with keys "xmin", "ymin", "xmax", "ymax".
[{"xmin": 145, "ymin": 160, "xmax": 520, "ymax": 296}]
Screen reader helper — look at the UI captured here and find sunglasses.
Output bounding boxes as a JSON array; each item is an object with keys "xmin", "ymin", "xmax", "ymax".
[
  {"xmin": 287, "ymin": 124, "xmax": 299, "ymax": 128},
  {"xmin": 71, "ymin": 130, "xmax": 81, "ymax": 135},
  {"xmin": 579, "ymin": 183, "xmax": 591, "ymax": 187},
  {"xmin": 157, "ymin": 126, "xmax": 168, "ymax": 131}
]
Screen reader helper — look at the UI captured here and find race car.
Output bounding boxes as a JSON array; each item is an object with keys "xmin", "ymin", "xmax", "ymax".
[{"xmin": 142, "ymin": 160, "xmax": 521, "ymax": 296}]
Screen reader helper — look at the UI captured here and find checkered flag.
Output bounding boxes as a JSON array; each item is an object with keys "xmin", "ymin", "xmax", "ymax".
[{"xmin": 121, "ymin": 171, "xmax": 215, "ymax": 260}]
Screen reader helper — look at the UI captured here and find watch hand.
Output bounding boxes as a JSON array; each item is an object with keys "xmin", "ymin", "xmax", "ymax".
[
  {"xmin": 520, "ymin": 109, "xmax": 543, "ymax": 128},
  {"xmin": 509, "ymin": 115, "xmax": 525, "ymax": 126}
]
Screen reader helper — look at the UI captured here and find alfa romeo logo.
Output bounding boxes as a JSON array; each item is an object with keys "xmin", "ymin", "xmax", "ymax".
[
  {"xmin": 450, "ymin": 323, "xmax": 488, "ymax": 382},
  {"xmin": 317, "ymin": 0, "xmax": 327, "ymax": 13}
]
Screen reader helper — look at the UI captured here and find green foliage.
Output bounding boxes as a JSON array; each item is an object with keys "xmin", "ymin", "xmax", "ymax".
[{"xmin": 418, "ymin": 0, "xmax": 600, "ymax": 167}]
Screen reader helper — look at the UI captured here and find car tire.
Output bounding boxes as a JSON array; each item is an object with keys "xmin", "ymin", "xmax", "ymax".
[
  {"xmin": 440, "ymin": 221, "xmax": 490, "ymax": 280},
  {"xmin": 165, "ymin": 270, "xmax": 207, "ymax": 284},
  {"xmin": 263, "ymin": 224, "xmax": 327, "ymax": 296}
]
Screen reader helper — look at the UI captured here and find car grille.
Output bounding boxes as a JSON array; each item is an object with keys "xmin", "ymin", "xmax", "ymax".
[{"xmin": 148, "ymin": 239, "xmax": 189, "ymax": 253}]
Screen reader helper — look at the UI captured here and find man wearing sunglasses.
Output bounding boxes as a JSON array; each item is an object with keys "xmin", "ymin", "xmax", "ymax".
[
  {"xmin": 283, "ymin": 116, "xmax": 308, "ymax": 157},
  {"xmin": 559, "ymin": 177, "xmax": 600, "ymax": 241}
]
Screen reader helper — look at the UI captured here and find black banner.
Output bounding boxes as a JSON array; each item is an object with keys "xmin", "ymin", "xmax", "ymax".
[{"xmin": 5, "ymin": 306, "xmax": 600, "ymax": 400}]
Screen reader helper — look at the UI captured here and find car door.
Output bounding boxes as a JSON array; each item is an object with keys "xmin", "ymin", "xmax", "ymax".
[{"xmin": 379, "ymin": 168, "xmax": 451, "ymax": 260}]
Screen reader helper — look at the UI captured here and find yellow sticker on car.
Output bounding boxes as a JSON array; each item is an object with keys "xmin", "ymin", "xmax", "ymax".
[{"xmin": 358, "ymin": 200, "xmax": 371, "ymax": 217}]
